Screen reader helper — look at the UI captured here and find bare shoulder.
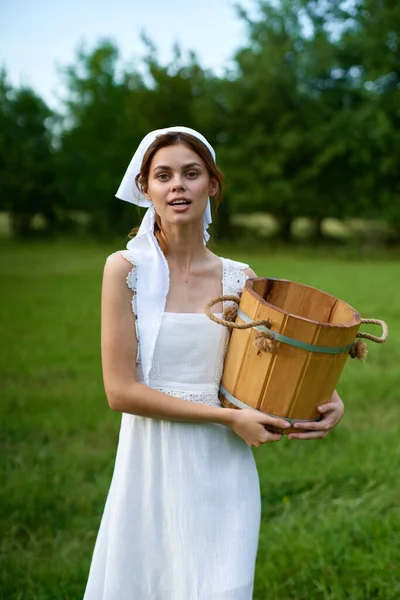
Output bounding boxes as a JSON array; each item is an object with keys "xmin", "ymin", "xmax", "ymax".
[
  {"xmin": 245, "ymin": 267, "xmax": 257, "ymax": 278},
  {"xmin": 205, "ymin": 249, "xmax": 223, "ymax": 266},
  {"xmin": 104, "ymin": 251, "xmax": 135, "ymax": 279},
  {"xmin": 102, "ymin": 252, "xmax": 136, "ymax": 308}
]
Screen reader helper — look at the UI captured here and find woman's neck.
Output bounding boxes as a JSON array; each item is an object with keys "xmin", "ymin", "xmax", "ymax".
[{"xmin": 163, "ymin": 224, "xmax": 209, "ymax": 273}]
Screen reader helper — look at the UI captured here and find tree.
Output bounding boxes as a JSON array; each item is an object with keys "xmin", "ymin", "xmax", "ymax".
[
  {"xmin": 218, "ymin": 1, "xmax": 366, "ymax": 240},
  {"xmin": 339, "ymin": 0, "xmax": 400, "ymax": 239},
  {"xmin": 0, "ymin": 70, "xmax": 58, "ymax": 237},
  {"xmin": 56, "ymin": 41, "xmax": 147, "ymax": 237}
]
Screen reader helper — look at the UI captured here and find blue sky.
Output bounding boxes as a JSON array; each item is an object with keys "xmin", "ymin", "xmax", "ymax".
[{"xmin": 1, "ymin": 0, "xmax": 256, "ymax": 109}]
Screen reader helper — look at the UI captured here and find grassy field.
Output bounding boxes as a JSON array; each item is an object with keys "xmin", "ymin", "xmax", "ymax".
[{"xmin": 1, "ymin": 240, "xmax": 399, "ymax": 600}]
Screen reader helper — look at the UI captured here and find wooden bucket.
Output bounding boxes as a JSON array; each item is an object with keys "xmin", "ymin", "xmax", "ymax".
[{"xmin": 205, "ymin": 277, "xmax": 388, "ymax": 433}]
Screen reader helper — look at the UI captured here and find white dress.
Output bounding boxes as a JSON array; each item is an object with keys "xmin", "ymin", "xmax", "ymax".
[{"xmin": 83, "ymin": 255, "xmax": 261, "ymax": 600}]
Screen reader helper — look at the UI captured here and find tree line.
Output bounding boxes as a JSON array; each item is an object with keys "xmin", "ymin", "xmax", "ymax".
[{"xmin": 0, "ymin": 0, "xmax": 399, "ymax": 242}]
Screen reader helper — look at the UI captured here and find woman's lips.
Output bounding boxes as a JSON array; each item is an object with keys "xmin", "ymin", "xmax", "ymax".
[
  {"xmin": 169, "ymin": 203, "xmax": 191, "ymax": 213},
  {"xmin": 168, "ymin": 199, "xmax": 192, "ymax": 213}
]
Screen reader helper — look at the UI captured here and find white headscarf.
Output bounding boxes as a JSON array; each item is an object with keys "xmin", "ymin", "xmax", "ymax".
[{"xmin": 116, "ymin": 126, "xmax": 217, "ymax": 384}]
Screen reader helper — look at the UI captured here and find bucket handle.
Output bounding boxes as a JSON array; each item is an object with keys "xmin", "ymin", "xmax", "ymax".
[
  {"xmin": 205, "ymin": 297, "xmax": 389, "ymax": 361},
  {"xmin": 204, "ymin": 295, "xmax": 271, "ymax": 329},
  {"xmin": 356, "ymin": 319, "xmax": 388, "ymax": 344},
  {"xmin": 205, "ymin": 297, "xmax": 388, "ymax": 343}
]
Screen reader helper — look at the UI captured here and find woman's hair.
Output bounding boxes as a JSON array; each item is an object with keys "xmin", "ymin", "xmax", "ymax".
[{"xmin": 129, "ymin": 132, "xmax": 224, "ymax": 254}]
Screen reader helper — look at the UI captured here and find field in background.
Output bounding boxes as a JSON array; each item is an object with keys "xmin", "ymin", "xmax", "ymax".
[
  {"xmin": 1, "ymin": 241, "xmax": 399, "ymax": 599},
  {"xmin": 0, "ymin": 211, "xmax": 397, "ymax": 247}
]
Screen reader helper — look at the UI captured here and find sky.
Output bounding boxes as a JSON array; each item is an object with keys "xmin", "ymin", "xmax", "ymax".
[{"xmin": 0, "ymin": 0, "xmax": 256, "ymax": 109}]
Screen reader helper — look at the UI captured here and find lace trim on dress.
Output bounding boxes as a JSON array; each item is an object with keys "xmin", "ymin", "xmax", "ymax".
[
  {"xmin": 119, "ymin": 250, "xmax": 138, "ymax": 317},
  {"xmin": 150, "ymin": 347, "xmax": 161, "ymax": 380},
  {"xmin": 113, "ymin": 250, "xmax": 141, "ymax": 364},
  {"xmin": 152, "ymin": 387, "xmax": 221, "ymax": 407}
]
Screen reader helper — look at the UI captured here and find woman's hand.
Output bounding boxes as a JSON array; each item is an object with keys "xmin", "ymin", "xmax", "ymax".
[
  {"xmin": 288, "ymin": 390, "xmax": 345, "ymax": 440},
  {"xmin": 230, "ymin": 409, "xmax": 290, "ymax": 447}
]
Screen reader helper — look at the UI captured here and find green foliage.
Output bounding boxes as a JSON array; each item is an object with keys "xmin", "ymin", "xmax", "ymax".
[
  {"xmin": 0, "ymin": 71, "xmax": 59, "ymax": 237},
  {"xmin": 221, "ymin": 0, "xmax": 400, "ymax": 239},
  {"xmin": 56, "ymin": 41, "xmax": 147, "ymax": 236},
  {"xmin": 1, "ymin": 241, "xmax": 399, "ymax": 599}
]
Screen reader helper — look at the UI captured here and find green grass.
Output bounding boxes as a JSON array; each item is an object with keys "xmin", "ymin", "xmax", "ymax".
[{"xmin": 1, "ymin": 240, "xmax": 399, "ymax": 599}]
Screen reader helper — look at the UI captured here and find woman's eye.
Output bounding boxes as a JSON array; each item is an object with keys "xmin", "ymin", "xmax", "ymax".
[
  {"xmin": 157, "ymin": 173, "xmax": 170, "ymax": 181},
  {"xmin": 186, "ymin": 171, "xmax": 198, "ymax": 179}
]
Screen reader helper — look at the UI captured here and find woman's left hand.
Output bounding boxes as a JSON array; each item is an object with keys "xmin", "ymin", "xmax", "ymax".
[{"xmin": 288, "ymin": 390, "xmax": 344, "ymax": 440}]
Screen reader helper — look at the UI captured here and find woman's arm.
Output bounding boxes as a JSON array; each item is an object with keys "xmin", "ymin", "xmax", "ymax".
[
  {"xmin": 101, "ymin": 254, "xmax": 290, "ymax": 445},
  {"xmin": 244, "ymin": 267, "xmax": 257, "ymax": 279}
]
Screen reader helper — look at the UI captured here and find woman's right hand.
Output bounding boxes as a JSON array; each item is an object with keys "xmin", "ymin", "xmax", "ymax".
[{"xmin": 230, "ymin": 409, "xmax": 290, "ymax": 447}]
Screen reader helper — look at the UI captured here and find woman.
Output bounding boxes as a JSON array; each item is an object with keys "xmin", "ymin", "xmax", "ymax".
[{"xmin": 83, "ymin": 126, "xmax": 344, "ymax": 600}]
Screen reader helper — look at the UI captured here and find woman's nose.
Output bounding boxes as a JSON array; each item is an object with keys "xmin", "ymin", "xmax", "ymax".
[{"xmin": 170, "ymin": 176, "xmax": 186, "ymax": 191}]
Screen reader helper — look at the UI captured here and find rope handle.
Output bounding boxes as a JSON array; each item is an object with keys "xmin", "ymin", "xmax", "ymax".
[
  {"xmin": 204, "ymin": 295, "xmax": 271, "ymax": 329},
  {"xmin": 356, "ymin": 318, "xmax": 388, "ymax": 344},
  {"xmin": 204, "ymin": 297, "xmax": 389, "ymax": 345}
]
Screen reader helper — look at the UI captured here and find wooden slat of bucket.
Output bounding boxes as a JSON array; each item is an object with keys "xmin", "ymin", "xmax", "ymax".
[
  {"xmin": 250, "ymin": 279, "xmax": 334, "ymax": 417},
  {"xmin": 221, "ymin": 287, "xmax": 283, "ymax": 409},
  {"xmin": 328, "ymin": 298, "xmax": 360, "ymax": 326},
  {"xmin": 292, "ymin": 312, "xmax": 360, "ymax": 419},
  {"xmin": 267, "ymin": 280, "xmax": 337, "ymax": 325},
  {"xmin": 258, "ymin": 311, "xmax": 325, "ymax": 418},
  {"xmin": 221, "ymin": 325, "xmax": 252, "ymax": 403},
  {"xmin": 274, "ymin": 331, "xmax": 349, "ymax": 419},
  {"xmin": 263, "ymin": 279, "xmax": 289, "ymax": 310},
  {"xmin": 258, "ymin": 294, "xmax": 360, "ymax": 419},
  {"xmin": 222, "ymin": 290, "xmax": 264, "ymax": 409},
  {"xmin": 251, "ymin": 277, "xmax": 271, "ymax": 301},
  {"xmin": 223, "ymin": 286, "xmax": 264, "ymax": 398},
  {"xmin": 244, "ymin": 295, "xmax": 285, "ymax": 411}
]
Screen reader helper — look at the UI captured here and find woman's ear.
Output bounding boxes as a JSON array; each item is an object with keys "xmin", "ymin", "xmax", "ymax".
[
  {"xmin": 143, "ymin": 185, "xmax": 151, "ymax": 201},
  {"xmin": 209, "ymin": 177, "xmax": 219, "ymax": 197}
]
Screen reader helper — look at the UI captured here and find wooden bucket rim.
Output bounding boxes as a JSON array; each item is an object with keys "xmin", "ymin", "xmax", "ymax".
[{"xmin": 245, "ymin": 277, "xmax": 361, "ymax": 329}]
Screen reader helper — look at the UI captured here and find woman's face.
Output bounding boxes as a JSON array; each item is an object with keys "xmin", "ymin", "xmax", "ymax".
[{"xmin": 143, "ymin": 143, "xmax": 217, "ymax": 230}]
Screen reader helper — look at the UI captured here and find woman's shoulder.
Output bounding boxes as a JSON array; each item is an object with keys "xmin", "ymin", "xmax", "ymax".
[
  {"xmin": 103, "ymin": 251, "xmax": 137, "ymax": 293},
  {"xmin": 106, "ymin": 249, "xmax": 136, "ymax": 270}
]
